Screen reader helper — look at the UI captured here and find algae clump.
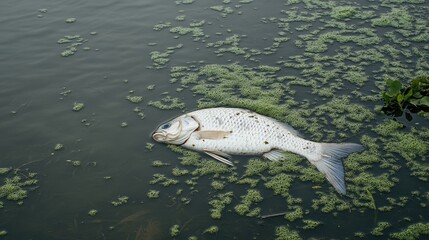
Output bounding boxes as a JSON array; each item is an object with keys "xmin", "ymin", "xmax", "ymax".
[{"xmin": 275, "ymin": 225, "xmax": 302, "ymax": 240}]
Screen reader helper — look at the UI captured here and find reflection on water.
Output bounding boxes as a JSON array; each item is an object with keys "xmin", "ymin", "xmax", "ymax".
[{"xmin": 1, "ymin": 0, "xmax": 429, "ymax": 239}]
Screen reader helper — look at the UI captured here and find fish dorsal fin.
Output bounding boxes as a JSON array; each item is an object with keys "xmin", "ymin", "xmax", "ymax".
[
  {"xmin": 196, "ymin": 130, "xmax": 231, "ymax": 140},
  {"xmin": 263, "ymin": 149, "xmax": 286, "ymax": 161},
  {"xmin": 204, "ymin": 150, "xmax": 234, "ymax": 166}
]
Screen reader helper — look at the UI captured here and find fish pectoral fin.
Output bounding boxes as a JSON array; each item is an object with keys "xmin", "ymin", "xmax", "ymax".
[
  {"xmin": 262, "ymin": 149, "xmax": 285, "ymax": 161},
  {"xmin": 204, "ymin": 150, "xmax": 234, "ymax": 166},
  {"xmin": 195, "ymin": 130, "xmax": 231, "ymax": 140}
]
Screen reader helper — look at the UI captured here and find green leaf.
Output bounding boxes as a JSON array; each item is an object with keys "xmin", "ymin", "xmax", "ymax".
[
  {"xmin": 403, "ymin": 87, "xmax": 413, "ymax": 101},
  {"xmin": 397, "ymin": 94, "xmax": 404, "ymax": 104},
  {"xmin": 385, "ymin": 79, "xmax": 402, "ymax": 97},
  {"xmin": 410, "ymin": 96, "xmax": 429, "ymax": 107},
  {"xmin": 413, "ymin": 91, "xmax": 423, "ymax": 98},
  {"xmin": 418, "ymin": 96, "xmax": 429, "ymax": 107}
]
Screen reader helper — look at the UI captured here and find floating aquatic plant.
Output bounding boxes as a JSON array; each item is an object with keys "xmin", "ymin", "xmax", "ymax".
[
  {"xmin": 147, "ymin": 190, "xmax": 160, "ymax": 199},
  {"xmin": 111, "ymin": 196, "xmax": 129, "ymax": 207},
  {"xmin": 88, "ymin": 209, "xmax": 98, "ymax": 216},
  {"xmin": 72, "ymin": 102, "xmax": 85, "ymax": 111},
  {"xmin": 382, "ymin": 76, "xmax": 429, "ymax": 118}
]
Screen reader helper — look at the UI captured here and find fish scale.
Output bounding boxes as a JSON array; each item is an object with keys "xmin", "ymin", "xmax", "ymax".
[
  {"xmin": 186, "ymin": 108, "xmax": 313, "ymax": 157},
  {"xmin": 152, "ymin": 107, "xmax": 364, "ymax": 194}
]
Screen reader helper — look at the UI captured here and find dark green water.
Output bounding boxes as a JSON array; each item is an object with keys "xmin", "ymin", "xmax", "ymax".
[{"xmin": 1, "ymin": 0, "xmax": 429, "ymax": 239}]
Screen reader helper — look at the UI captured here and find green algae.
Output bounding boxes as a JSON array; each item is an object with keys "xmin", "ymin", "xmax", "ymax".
[
  {"xmin": 203, "ymin": 225, "xmax": 218, "ymax": 234},
  {"xmin": 234, "ymin": 189, "xmax": 263, "ymax": 216},
  {"xmin": 284, "ymin": 206, "xmax": 304, "ymax": 222},
  {"xmin": 0, "ymin": 173, "xmax": 38, "ymax": 202},
  {"xmin": 142, "ymin": 1, "xmax": 429, "ymax": 239},
  {"xmin": 331, "ymin": 6, "xmax": 358, "ymax": 19},
  {"xmin": 390, "ymin": 222, "xmax": 429, "ymax": 240},
  {"xmin": 145, "ymin": 143, "xmax": 155, "ymax": 151},
  {"xmin": 126, "ymin": 95, "xmax": 143, "ymax": 103},
  {"xmin": 302, "ymin": 219, "xmax": 322, "ymax": 230},
  {"xmin": 66, "ymin": 160, "xmax": 81, "ymax": 167},
  {"xmin": 72, "ymin": 102, "xmax": 85, "ymax": 111},
  {"xmin": 147, "ymin": 190, "xmax": 160, "ymax": 199},
  {"xmin": 264, "ymin": 173, "xmax": 294, "ymax": 198},
  {"xmin": 275, "ymin": 225, "xmax": 301, "ymax": 240},
  {"xmin": 209, "ymin": 192, "xmax": 233, "ymax": 219},
  {"xmin": 54, "ymin": 143, "xmax": 63, "ymax": 151},
  {"xmin": 371, "ymin": 222, "xmax": 392, "ymax": 236},
  {"xmin": 88, "ymin": 209, "xmax": 98, "ymax": 216},
  {"xmin": 111, "ymin": 196, "xmax": 129, "ymax": 207},
  {"xmin": 149, "ymin": 44, "xmax": 183, "ymax": 68},
  {"xmin": 243, "ymin": 159, "xmax": 269, "ymax": 177},
  {"xmin": 311, "ymin": 192, "xmax": 350, "ymax": 213},
  {"xmin": 191, "ymin": 160, "xmax": 231, "ymax": 176},
  {"xmin": 0, "ymin": 168, "xmax": 11, "ymax": 175},
  {"xmin": 0, "ymin": 230, "xmax": 7, "ymax": 237},
  {"xmin": 148, "ymin": 96, "xmax": 185, "ymax": 110},
  {"xmin": 210, "ymin": 180, "xmax": 225, "ymax": 190},
  {"xmin": 170, "ymin": 224, "xmax": 180, "ymax": 237},
  {"xmin": 149, "ymin": 174, "xmax": 179, "ymax": 187},
  {"xmin": 372, "ymin": 7, "xmax": 414, "ymax": 30},
  {"xmin": 172, "ymin": 167, "xmax": 189, "ymax": 176}
]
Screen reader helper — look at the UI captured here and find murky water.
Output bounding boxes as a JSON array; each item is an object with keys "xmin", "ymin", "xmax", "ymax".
[{"xmin": 1, "ymin": 0, "xmax": 429, "ymax": 239}]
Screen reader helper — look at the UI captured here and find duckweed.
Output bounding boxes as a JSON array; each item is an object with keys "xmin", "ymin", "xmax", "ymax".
[
  {"xmin": 0, "ymin": 174, "xmax": 37, "ymax": 202},
  {"xmin": 284, "ymin": 206, "xmax": 304, "ymax": 222},
  {"xmin": 210, "ymin": 180, "xmax": 225, "ymax": 190},
  {"xmin": 145, "ymin": 143, "xmax": 155, "ymax": 151},
  {"xmin": 172, "ymin": 167, "xmax": 189, "ymax": 176},
  {"xmin": 111, "ymin": 196, "xmax": 129, "ymax": 207},
  {"xmin": 0, "ymin": 168, "xmax": 11, "ymax": 175},
  {"xmin": 150, "ymin": 174, "xmax": 178, "ymax": 187},
  {"xmin": 302, "ymin": 219, "xmax": 322, "ymax": 230},
  {"xmin": 148, "ymin": 96, "xmax": 185, "ymax": 110},
  {"xmin": 66, "ymin": 160, "xmax": 81, "ymax": 167},
  {"xmin": 142, "ymin": 0, "xmax": 429, "ymax": 238},
  {"xmin": 126, "ymin": 95, "xmax": 143, "ymax": 103},
  {"xmin": 203, "ymin": 225, "xmax": 218, "ymax": 234},
  {"xmin": 234, "ymin": 189, "xmax": 263, "ymax": 216},
  {"xmin": 147, "ymin": 190, "xmax": 160, "ymax": 199},
  {"xmin": 170, "ymin": 224, "xmax": 180, "ymax": 237},
  {"xmin": 88, "ymin": 209, "xmax": 98, "ymax": 216},
  {"xmin": 390, "ymin": 222, "xmax": 429, "ymax": 240},
  {"xmin": 72, "ymin": 102, "xmax": 85, "ymax": 111},
  {"xmin": 54, "ymin": 143, "xmax": 63, "ymax": 151},
  {"xmin": 371, "ymin": 222, "xmax": 392, "ymax": 236},
  {"xmin": 209, "ymin": 192, "xmax": 233, "ymax": 219},
  {"xmin": 275, "ymin": 225, "xmax": 302, "ymax": 240},
  {"xmin": 152, "ymin": 160, "xmax": 170, "ymax": 167},
  {"xmin": 265, "ymin": 173, "xmax": 294, "ymax": 198},
  {"xmin": 243, "ymin": 158, "xmax": 269, "ymax": 176}
]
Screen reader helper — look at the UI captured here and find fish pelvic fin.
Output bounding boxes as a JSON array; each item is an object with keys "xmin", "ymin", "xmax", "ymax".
[
  {"xmin": 263, "ymin": 149, "xmax": 285, "ymax": 161},
  {"xmin": 310, "ymin": 143, "xmax": 364, "ymax": 195},
  {"xmin": 204, "ymin": 149, "xmax": 234, "ymax": 166}
]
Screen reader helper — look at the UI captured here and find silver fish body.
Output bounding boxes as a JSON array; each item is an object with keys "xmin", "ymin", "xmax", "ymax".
[{"xmin": 152, "ymin": 107, "xmax": 363, "ymax": 194}]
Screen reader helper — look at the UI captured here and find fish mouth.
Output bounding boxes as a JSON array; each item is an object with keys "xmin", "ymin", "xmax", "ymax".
[{"xmin": 152, "ymin": 132, "xmax": 166, "ymax": 142}]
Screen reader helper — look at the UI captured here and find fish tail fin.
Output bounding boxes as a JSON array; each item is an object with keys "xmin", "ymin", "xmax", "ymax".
[{"xmin": 310, "ymin": 143, "xmax": 364, "ymax": 195}]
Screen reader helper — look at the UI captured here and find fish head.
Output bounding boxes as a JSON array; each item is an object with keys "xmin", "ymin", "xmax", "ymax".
[{"xmin": 152, "ymin": 115, "xmax": 199, "ymax": 145}]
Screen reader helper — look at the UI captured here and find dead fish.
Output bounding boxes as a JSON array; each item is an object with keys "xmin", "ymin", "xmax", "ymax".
[{"xmin": 152, "ymin": 107, "xmax": 363, "ymax": 194}]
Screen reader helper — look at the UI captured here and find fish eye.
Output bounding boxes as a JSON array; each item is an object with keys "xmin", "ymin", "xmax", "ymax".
[{"xmin": 160, "ymin": 123, "xmax": 171, "ymax": 130}]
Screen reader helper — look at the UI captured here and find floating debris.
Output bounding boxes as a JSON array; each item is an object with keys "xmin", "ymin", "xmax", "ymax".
[
  {"xmin": 88, "ymin": 209, "xmax": 98, "ymax": 216},
  {"xmin": 72, "ymin": 102, "xmax": 85, "ymax": 111},
  {"xmin": 65, "ymin": 18, "xmax": 76, "ymax": 23}
]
